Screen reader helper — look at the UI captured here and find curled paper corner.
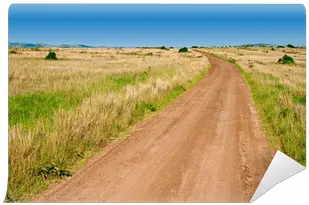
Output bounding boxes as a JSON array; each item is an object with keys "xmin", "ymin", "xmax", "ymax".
[{"xmin": 250, "ymin": 150, "xmax": 306, "ymax": 202}]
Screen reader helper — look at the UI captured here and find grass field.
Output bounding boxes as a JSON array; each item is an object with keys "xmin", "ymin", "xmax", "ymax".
[
  {"xmin": 8, "ymin": 47, "xmax": 210, "ymax": 201},
  {"xmin": 8, "ymin": 45, "xmax": 306, "ymax": 201},
  {"xmin": 200, "ymin": 46, "xmax": 306, "ymax": 166}
]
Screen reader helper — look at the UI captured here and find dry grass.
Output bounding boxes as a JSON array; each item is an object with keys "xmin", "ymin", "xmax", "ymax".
[
  {"xmin": 9, "ymin": 48, "xmax": 205, "ymax": 96},
  {"xmin": 8, "ymin": 47, "xmax": 209, "ymax": 201},
  {"xmin": 201, "ymin": 47, "xmax": 306, "ymax": 86}
]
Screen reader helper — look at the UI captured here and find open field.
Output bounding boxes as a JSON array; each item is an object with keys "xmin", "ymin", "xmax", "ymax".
[
  {"xmin": 201, "ymin": 46, "xmax": 306, "ymax": 86},
  {"xmin": 8, "ymin": 47, "xmax": 210, "ymax": 201},
  {"xmin": 198, "ymin": 47, "xmax": 306, "ymax": 166},
  {"xmin": 8, "ymin": 46, "xmax": 306, "ymax": 202}
]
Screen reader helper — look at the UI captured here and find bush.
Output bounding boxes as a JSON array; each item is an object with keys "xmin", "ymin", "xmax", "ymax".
[
  {"xmin": 159, "ymin": 46, "xmax": 169, "ymax": 50},
  {"xmin": 277, "ymin": 45, "xmax": 285, "ymax": 48},
  {"xmin": 178, "ymin": 47, "xmax": 188, "ymax": 53},
  {"xmin": 31, "ymin": 47, "xmax": 41, "ymax": 51},
  {"xmin": 278, "ymin": 54, "xmax": 295, "ymax": 64},
  {"xmin": 144, "ymin": 52, "xmax": 153, "ymax": 56},
  {"xmin": 45, "ymin": 51, "xmax": 57, "ymax": 60},
  {"xmin": 227, "ymin": 57, "xmax": 236, "ymax": 63},
  {"xmin": 9, "ymin": 50, "xmax": 17, "ymax": 54},
  {"xmin": 271, "ymin": 47, "xmax": 275, "ymax": 51},
  {"xmin": 249, "ymin": 61, "xmax": 254, "ymax": 68},
  {"xmin": 287, "ymin": 44, "xmax": 295, "ymax": 48},
  {"xmin": 191, "ymin": 46, "xmax": 199, "ymax": 48}
]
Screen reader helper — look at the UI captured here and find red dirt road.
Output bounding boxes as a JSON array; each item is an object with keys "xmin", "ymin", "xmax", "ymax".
[{"xmin": 38, "ymin": 52, "xmax": 274, "ymax": 202}]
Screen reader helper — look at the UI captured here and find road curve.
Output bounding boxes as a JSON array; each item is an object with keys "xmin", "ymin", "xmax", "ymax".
[{"xmin": 38, "ymin": 52, "xmax": 274, "ymax": 202}]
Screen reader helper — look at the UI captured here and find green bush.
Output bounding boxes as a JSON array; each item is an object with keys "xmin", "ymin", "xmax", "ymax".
[
  {"xmin": 227, "ymin": 57, "xmax": 236, "ymax": 63},
  {"xmin": 277, "ymin": 45, "xmax": 285, "ymax": 48},
  {"xmin": 45, "ymin": 51, "xmax": 57, "ymax": 60},
  {"xmin": 159, "ymin": 46, "xmax": 169, "ymax": 50},
  {"xmin": 9, "ymin": 50, "xmax": 17, "ymax": 54},
  {"xmin": 191, "ymin": 46, "xmax": 199, "ymax": 48},
  {"xmin": 287, "ymin": 44, "xmax": 295, "ymax": 48},
  {"xmin": 178, "ymin": 47, "xmax": 188, "ymax": 53},
  {"xmin": 278, "ymin": 54, "xmax": 295, "ymax": 64}
]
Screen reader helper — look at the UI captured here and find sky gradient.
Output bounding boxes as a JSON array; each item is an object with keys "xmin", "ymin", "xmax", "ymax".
[{"xmin": 9, "ymin": 4, "xmax": 306, "ymax": 47}]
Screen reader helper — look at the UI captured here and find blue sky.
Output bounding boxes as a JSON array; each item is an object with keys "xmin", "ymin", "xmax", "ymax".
[{"xmin": 9, "ymin": 4, "xmax": 306, "ymax": 47}]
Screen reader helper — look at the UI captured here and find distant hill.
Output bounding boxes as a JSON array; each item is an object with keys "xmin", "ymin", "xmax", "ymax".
[
  {"xmin": 9, "ymin": 42, "xmax": 97, "ymax": 48},
  {"xmin": 238, "ymin": 43, "xmax": 278, "ymax": 47},
  {"xmin": 237, "ymin": 43, "xmax": 305, "ymax": 48},
  {"xmin": 9, "ymin": 42, "xmax": 305, "ymax": 49},
  {"xmin": 58, "ymin": 44, "xmax": 95, "ymax": 48}
]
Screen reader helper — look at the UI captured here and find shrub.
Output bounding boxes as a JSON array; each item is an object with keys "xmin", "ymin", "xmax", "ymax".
[
  {"xmin": 287, "ymin": 44, "xmax": 295, "ymax": 48},
  {"xmin": 45, "ymin": 51, "xmax": 57, "ymax": 60},
  {"xmin": 271, "ymin": 47, "xmax": 275, "ymax": 51},
  {"xmin": 178, "ymin": 47, "xmax": 188, "ymax": 53},
  {"xmin": 249, "ymin": 61, "xmax": 254, "ymax": 68},
  {"xmin": 31, "ymin": 47, "xmax": 41, "ymax": 51},
  {"xmin": 278, "ymin": 54, "xmax": 295, "ymax": 64},
  {"xmin": 227, "ymin": 57, "xmax": 236, "ymax": 63},
  {"xmin": 277, "ymin": 45, "xmax": 285, "ymax": 48},
  {"xmin": 159, "ymin": 46, "xmax": 169, "ymax": 50},
  {"xmin": 191, "ymin": 46, "xmax": 199, "ymax": 48},
  {"xmin": 9, "ymin": 50, "xmax": 17, "ymax": 54},
  {"xmin": 145, "ymin": 52, "xmax": 153, "ymax": 56}
]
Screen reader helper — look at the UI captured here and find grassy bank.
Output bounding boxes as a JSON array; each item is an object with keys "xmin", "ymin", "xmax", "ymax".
[
  {"xmin": 236, "ymin": 64, "xmax": 305, "ymax": 166},
  {"xmin": 8, "ymin": 48, "xmax": 209, "ymax": 201},
  {"xmin": 218, "ymin": 55, "xmax": 306, "ymax": 166}
]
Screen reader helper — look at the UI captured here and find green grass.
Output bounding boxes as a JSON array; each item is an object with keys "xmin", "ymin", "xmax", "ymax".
[
  {"xmin": 292, "ymin": 95, "xmax": 306, "ymax": 105},
  {"xmin": 234, "ymin": 64, "xmax": 306, "ymax": 166},
  {"xmin": 9, "ymin": 91, "xmax": 83, "ymax": 128},
  {"xmin": 9, "ymin": 71, "xmax": 150, "ymax": 128},
  {"xmin": 227, "ymin": 57, "xmax": 236, "ymax": 63}
]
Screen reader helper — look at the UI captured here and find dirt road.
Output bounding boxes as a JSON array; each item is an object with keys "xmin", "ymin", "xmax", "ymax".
[{"xmin": 39, "ymin": 52, "xmax": 274, "ymax": 202}]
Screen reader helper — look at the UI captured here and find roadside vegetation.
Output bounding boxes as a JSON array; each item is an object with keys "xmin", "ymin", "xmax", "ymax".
[
  {"xmin": 8, "ymin": 47, "xmax": 210, "ymax": 201},
  {"xmin": 202, "ymin": 47, "xmax": 306, "ymax": 166}
]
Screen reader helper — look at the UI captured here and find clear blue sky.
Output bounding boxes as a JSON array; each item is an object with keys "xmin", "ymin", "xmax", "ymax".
[{"xmin": 9, "ymin": 4, "xmax": 306, "ymax": 47}]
